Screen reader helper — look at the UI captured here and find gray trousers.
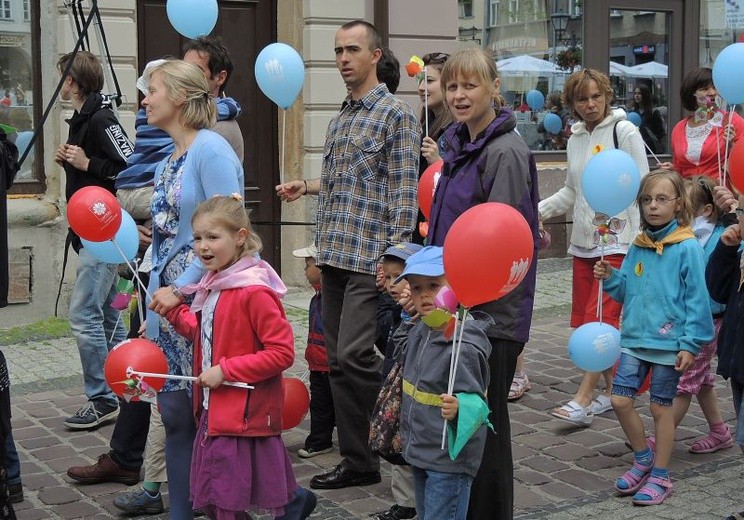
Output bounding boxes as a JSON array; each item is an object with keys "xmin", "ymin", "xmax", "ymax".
[{"xmin": 321, "ymin": 266, "xmax": 382, "ymax": 472}]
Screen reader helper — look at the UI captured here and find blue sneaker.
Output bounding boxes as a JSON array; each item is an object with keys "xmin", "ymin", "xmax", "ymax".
[{"xmin": 113, "ymin": 487, "xmax": 164, "ymax": 515}]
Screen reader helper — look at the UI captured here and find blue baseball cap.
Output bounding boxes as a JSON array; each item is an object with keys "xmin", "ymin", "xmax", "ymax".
[
  {"xmin": 394, "ymin": 246, "xmax": 445, "ymax": 284},
  {"xmin": 380, "ymin": 242, "xmax": 424, "ymax": 262}
]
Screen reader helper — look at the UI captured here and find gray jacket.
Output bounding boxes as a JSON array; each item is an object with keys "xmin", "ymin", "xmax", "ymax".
[{"xmin": 394, "ymin": 314, "xmax": 492, "ymax": 477}]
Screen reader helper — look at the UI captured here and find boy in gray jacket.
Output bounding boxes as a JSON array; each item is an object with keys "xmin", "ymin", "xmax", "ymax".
[{"xmin": 393, "ymin": 246, "xmax": 491, "ymax": 520}]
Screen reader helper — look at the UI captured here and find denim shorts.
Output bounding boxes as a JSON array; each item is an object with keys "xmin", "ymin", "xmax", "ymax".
[
  {"xmin": 612, "ymin": 352, "xmax": 681, "ymax": 406},
  {"xmin": 731, "ymin": 379, "xmax": 744, "ymax": 446}
]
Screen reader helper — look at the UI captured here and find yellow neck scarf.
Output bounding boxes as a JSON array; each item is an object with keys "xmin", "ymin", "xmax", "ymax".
[{"xmin": 633, "ymin": 225, "xmax": 695, "ymax": 255}]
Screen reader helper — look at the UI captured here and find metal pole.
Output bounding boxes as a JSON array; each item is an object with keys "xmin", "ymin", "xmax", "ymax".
[{"xmin": 85, "ymin": 0, "xmax": 119, "ymax": 118}]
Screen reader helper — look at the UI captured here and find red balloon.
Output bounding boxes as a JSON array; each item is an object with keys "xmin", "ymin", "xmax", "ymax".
[
  {"xmin": 418, "ymin": 160, "xmax": 443, "ymax": 219},
  {"xmin": 67, "ymin": 186, "xmax": 122, "ymax": 242},
  {"xmin": 105, "ymin": 338, "xmax": 168, "ymax": 400},
  {"xmin": 282, "ymin": 377, "xmax": 310, "ymax": 430},
  {"xmin": 443, "ymin": 202, "xmax": 534, "ymax": 307},
  {"xmin": 729, "ymin": 139, "xmax": 744, "ymax": 193}
]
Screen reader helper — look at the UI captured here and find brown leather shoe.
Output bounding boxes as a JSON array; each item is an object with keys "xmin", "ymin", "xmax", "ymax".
[{"xmin": 67, "ymin": 453, "xmax": 139, "ymax": 485}]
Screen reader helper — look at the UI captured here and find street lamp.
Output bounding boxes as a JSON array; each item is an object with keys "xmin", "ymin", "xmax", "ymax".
[{"xmin": 550, "ymin": 10, "xmax": 570, "ymax": 54}]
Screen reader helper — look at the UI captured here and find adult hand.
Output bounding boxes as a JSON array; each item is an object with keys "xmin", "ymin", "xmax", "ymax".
[
  {"xmin": 137, "ymin": 225, "xmax": 152, "ymax": 246},
  {"xmin": 276, "ymin": 180, "xmax": 306, "ymax": 202},
  {"xmin": 440, "ymin": 394, "xmax": 458, "ymax": 421},
  {"xmin": 675, "ymin": 350, "xmax": 695, "ymax": 372},
  {"xmin": 148, "ymin": 286, "xmax": 182, "ymax": 316},
  {"xmin": 721, "ymin": 223, "xmax": 743, "ymax": 246},
  {"xmin": 421, "ymin": 136, "xmax": 441, "ymax": 165},
  {"xmin": 63, "ymin": 144, "xmax": 90, "ymax": 171},
  {"xmin": 54, "ymin": 144, "xmax": 67, "ymax": 166},
  {"xmin": 724, "ymin": 123, "xmax": 737, "ymax": 142},
  {"xmin": 593, "ymin": 260, "xmax": 612, "ymax": 280},
  {"xmin": 713, "ymin": 185, "xmax": 737, "ymax": 213},
  {"xmin": 197, "ymin": 365, "xmax": 225, "ymax": 389}
]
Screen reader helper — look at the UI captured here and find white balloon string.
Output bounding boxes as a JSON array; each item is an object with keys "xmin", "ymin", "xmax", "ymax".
[
  {"xmin": 110, "ymin": 311, "xmax": 122, "ymax": 343},
  {"xmin": 442, "ymin": 311, "xmax": 459, "ymax": 450},
  {"xmin": 112, "ymin": 239, "xmax": 153, "ymax": 301},
  {"xmin": 716, "ymin": 125, "xmax": 723, "ymax": 186},
  {"xmin": 281, "ymin": 109, "xmax": 286, "ymax": 186},
  {"xmin": 723, "ymin": 108, "xmax": 735, "ymax": 187},
  {"xmin": 126, "ymin": 367, "xmax": 253, "ymax": 389},
  {"xmin": 598, "ymin": 244, "xmax": 605, "ymax": 325},
  {"xmin": 643, "ymin": 140, "xmax": 661, "ymax": 166},
  {"xmin": 424, "ymin": 67, "xmax": 429, "ymax": 137}
]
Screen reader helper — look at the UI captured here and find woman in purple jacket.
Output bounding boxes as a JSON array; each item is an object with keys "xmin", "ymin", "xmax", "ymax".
[{"xmin": 427, "ymin": 48, "xmax": 539, "ymax": 520}]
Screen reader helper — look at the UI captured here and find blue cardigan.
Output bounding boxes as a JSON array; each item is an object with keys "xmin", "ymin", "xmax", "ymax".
[
  {"xmin": 145, "ymin": 129, "xmax": 244, "ymax": 339},
  {"xmin": 604, "ymin": 219, "xmax": 714, "ymax": 358}
]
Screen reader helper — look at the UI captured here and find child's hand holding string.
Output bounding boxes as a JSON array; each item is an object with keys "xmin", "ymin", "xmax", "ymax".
[
  {"xmin": 675, "ymin": 351, "xmax": 695, "ymax": 373},
  {"xmin": 721, "ymin": 223, "xmax": 743, "ymax": 246},
  {"xmin": 440, "ymin": 394, "xmax": 458, "ymax": 421},
  {"xmin": 197, "ymin": 365, "xmax": 225, "ymax": 389}
]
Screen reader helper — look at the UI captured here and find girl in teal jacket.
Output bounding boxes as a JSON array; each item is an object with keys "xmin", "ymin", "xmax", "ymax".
[{"xmin": 594, "ymin": 170, "xmax": 714, "ymax": 506}]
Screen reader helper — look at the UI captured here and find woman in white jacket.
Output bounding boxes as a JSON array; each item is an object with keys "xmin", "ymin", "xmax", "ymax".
[{"xmin": 539, "ymin": 69, "xmax": 649, "ymax": 426}]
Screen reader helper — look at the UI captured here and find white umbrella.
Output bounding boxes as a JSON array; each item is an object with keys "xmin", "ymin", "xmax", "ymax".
[
  {"xmin": 628, "ymin": 61, "xmax": 668, "ymax": 79},
  {"xmin": 609, "ymin": 61, "xmax": 633, "ymax": 77},
  {"xmin": 496, "ymin": 54, "xmax": 566, "ymax": 75}
]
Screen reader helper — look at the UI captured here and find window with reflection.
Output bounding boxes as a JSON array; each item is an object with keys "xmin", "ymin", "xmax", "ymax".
[
  {"xmin": 0, "ymin": 0, "xmax": 37, "ymax": 188},
  {"xmin": 699, "ymin": 0, "xmax": 743, "ymax": 67}
]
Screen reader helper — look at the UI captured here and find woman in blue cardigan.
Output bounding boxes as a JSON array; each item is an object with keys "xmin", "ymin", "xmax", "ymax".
[{"xmin": 144, "ymin": 59, "xmax": 243, "ymax": 520}]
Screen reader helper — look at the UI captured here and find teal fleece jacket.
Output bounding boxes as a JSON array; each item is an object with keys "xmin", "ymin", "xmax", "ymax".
[{"xmin": 604, "ymin": 219, "xmax": 714, "ymax": 356}]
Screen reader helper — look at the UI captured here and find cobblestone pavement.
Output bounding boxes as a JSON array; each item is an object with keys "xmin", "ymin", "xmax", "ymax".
[{"xmin": 2, "ymin": 258, "xmax": 742, "ymax": 519}]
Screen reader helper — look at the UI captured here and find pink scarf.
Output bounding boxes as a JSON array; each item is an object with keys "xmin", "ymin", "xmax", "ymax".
[{"xmin": 181, "ymin": 255, "xmax": 287, "ymax": 313}]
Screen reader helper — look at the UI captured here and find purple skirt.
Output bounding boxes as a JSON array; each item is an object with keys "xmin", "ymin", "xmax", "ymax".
[{"xmin": 190, "ymin": 411, "xmax": 298, "ymax": 517}]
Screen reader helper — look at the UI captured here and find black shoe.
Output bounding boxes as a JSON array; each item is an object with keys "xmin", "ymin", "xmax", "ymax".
[
  {"xmin": 7, "ymin": 483, "xmax": 22, "ymax": 504},
  {"xmin": 370, "ymin": 505, "xmax": 417, "ymax": 520},
  {"xmin": 309, "ymin": 464, "xmax": 381, "ymax": 490},
  {"xmin": 64, "ymin": 400, "xmax": 119, "ymax": 430}
]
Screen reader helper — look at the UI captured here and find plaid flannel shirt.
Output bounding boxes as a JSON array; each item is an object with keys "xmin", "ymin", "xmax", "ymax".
[{"xmin": 316, "ymin": 83, "xmax": 421, "ymax": 275}]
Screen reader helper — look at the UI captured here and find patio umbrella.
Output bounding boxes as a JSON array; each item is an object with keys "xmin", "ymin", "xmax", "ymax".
[
  {"xmin": 496, "ymin": 55, "xmax": 566, "ymax": 96},
  {"xmin": 609, "ymin": 61, "xmax": 633, "ymax": 77},
  {"xmin": 628, "ymin": 61, "xmax": 668, "ymax": 79}
]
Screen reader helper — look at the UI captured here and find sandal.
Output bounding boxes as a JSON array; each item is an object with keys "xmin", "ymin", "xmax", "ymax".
[
  {"xmin": 589, "ymin": 394, "xmax": 612, "ymax": 415},
  {"xmin": 689, "ymin": 429, "xmax": 734, "ymax": 454},
  {"xmin": 632, "ymin": 475, "xmax": 673, "ymax": 506},
  {"xmin": 508, "ymin": 372, "xmax": 531, "ymax": 401},
  {"xmin": 614, "ymin": 459, "xmax": 653, "ymax": 496},
  {"xmin": 550, "ymin": 400, "xmax": 593, "ymax": 426}
]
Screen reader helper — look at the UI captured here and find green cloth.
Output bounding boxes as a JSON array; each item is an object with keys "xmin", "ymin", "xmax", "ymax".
[{"xmin": 447, "ymin": 392, "xmax": 493, "ymax": 460}]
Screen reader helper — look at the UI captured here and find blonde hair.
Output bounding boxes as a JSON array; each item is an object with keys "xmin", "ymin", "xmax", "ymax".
[
  {"xmin": 637, "ymin": 169, "xmax": 692, "ymax": 229},
  {"xmin": 192, "ymin": 195, "xmax": 262, "ymax": 257},
  {"xmin": 563, "ymin": 68, "xmax": 613, "ymax": 121},
  {"xmin": 440, "ymin": 48, "xmax": 501, "ymax": 107},
  {"xmin": 685, "ymin": 175, "xmax": 722, "ymax": 223},
  {"xmin": 149, "ymin": 60, "xmax": 216, "ymax": 129}
]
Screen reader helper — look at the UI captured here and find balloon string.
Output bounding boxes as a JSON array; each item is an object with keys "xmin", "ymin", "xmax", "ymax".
[
  {"xmin": 111, "ymin": 238, "xmax": 153, "ymax": 301},
  {"xmin": 280, "ymin": 109, "xmax": 286, "ymax": 186},
  {"xmin": 442, "ymin": 307, "xmax": 469, "ymax": 450},
  {"xmin": 442, "ymin": 312, "xmax": 459, "ymax": 450},
  {"xmin": 723, "ymin": 108, "xmax": 735, "ymax": 187},
  {"xmin": 643, "ymin": 140, "xmax": 661, "ymax": 166},
  {"xmin": 717, "ymin": 125, "xmax": 723, "ymax": 187},
  {"xmin": 597, "ymin": 243, "xmax": 604, "ymax": 325},
  {"xmin": 110, "ymin": 311, "xmax": 122, "ymax": 343},
  {"xmin": 126, "ymin": 367, "xmax": 253, "ymax": 389},
  {"xmin": 424, "ymin": 67, "xmax": 429, "ymax": 137}
]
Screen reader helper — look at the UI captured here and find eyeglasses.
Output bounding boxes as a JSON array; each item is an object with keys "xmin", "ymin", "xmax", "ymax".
[
  {"xmin": 640, "ymin": 195, "xmax": 679, "ymax": 206},
  {"xmin": 422, "ymin": 52, "xmax": 449, "ymax": 65}
]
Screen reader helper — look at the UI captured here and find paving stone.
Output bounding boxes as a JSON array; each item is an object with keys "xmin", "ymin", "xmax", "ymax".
[
  {"xmin": 37, "ymin": 485, "xmax": 82, "ymax": 505},
  {"xmin": 520, "ymin": 455, "xmax": 570, "ymax": 474}
]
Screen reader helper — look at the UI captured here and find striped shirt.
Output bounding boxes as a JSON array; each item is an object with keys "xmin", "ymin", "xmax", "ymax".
[{"xmin": 316, "ymin": 83, "xmax": 421, "ymax": 275}]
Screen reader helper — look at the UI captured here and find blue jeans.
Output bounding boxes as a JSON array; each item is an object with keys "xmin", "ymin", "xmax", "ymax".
[
  {"xmin": 413, "ymin": 467, "xmax": 473, "ymax": 520},
  {"xmin": 5, "ymin": 430, "xmax": 20, "ymax": 485},
  {"xmin": 612, "ymin": 352, "xmax": 681, "ymax": 406},
  {"xmin": 159, "ymin": 390, "xmax": 196, "ymax": 520},
  {"xmin": 68, "ymin": 247, "xmax": 127, "ymax": 406}
]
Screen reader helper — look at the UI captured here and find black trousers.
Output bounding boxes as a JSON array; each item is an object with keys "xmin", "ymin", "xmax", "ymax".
[
  {"xmin": 467, "ymin": 338, "xmax": 523, "ymax": 520},
  {"xmin": 0, "ymin": 351, "xmax": 16, "ymax": 520},
  {"xmin": 304, "ymin": 370, "xmax": 335, "ymax": 450},
  {"xmin": 321, "ymin": 266, "xmax": 382, "ymax": 472}
]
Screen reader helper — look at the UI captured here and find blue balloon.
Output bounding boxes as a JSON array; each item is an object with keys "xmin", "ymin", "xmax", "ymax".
[
  {"xmin": 525, "ymin": 89, "xmax": 545, "ymax": 111},
  {"xmin": 627, "ymin": 111, "xmax": 642, "ymax": 127},
  {"xmin": 582, "ymin": 149, "xmax": 641, "ymax": 217},
  {"xmin": 166, "ymin": 0, "xmax": 218, "ymax": 39},
  {"xmin": 81, "ymin": 210, "xmax": 139, "ymax": 264},
  {"xmin": 543, "ymin": 113, "xmax": 563, "ymax": 134},
  {"xmin": 13, "ymin": 131, "xmax": 34, "ymax": 160},
  {"xmin": 255, "ymin": 43, "xmax": 305, "ymax": 110},
  {"xmin": 568, "ymin": 322, "xmax": 621, "ymax": 372},
  {"xmin": 713, "ymin": 43, "xmax": 744, "ymax": 105}
]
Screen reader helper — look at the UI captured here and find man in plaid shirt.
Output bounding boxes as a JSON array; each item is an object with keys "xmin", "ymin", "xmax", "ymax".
[{"xmin": 309, "ymin": 20, "xmax": 421, "ymax": 491}]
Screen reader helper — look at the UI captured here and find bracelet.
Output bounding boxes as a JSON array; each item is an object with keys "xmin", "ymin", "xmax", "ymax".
[
  {"xmin": 171, "ymin": 285, "xmax": 185, "ymax": 301},
  {"xmin": 303, "ymin": 180, "xmax": 308, "ymax": 195}
]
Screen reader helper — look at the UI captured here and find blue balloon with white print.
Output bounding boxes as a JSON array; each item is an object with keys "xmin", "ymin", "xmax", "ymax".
[
  {"xmin": 255, "ymin": 43, "xmax": 305, "ymax": 110},
  {"xmin": 568, "ymin": 322, "xmax": 621, "ymax": 372},
  {"xmin": 582, "ymin": 148, "xmax": 641, "ymax": 217}
]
